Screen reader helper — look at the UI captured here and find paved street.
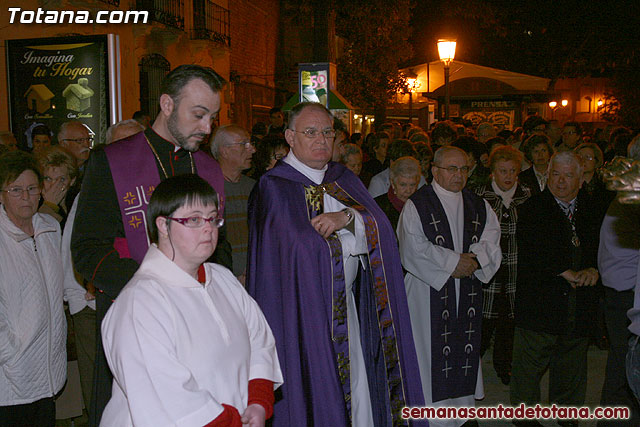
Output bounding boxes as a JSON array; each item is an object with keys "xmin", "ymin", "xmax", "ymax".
[{"xmin": 479, "ymin": 345, "xmax": 609, "ymax": 426}]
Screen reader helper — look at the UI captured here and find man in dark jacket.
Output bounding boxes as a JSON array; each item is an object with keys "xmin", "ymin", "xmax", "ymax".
[{"xmin": 511, "ymin": 151, "xmax": 600, "ymax": 427}]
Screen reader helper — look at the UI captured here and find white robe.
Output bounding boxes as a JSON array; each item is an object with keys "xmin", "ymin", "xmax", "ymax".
[
  {"xmin": 100, "ymin": 245, "xmax": 283, "ymax": 427},
  {"xmin": 397, "ymin": 180, "xmax": 502, "ymax": 427},
  {"xmin": 283, "ymin": 153, "xmax": 373, "ymax": 427}
]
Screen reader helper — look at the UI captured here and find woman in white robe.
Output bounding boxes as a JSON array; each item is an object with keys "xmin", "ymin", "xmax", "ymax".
[{"xmin": 100, "ymin": 174, "xmax": 282, "ymax": 427}]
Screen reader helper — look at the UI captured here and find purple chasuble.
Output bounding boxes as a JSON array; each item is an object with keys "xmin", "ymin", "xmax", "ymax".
[
  {"xmin": 247, "ymin": 161, "xmax": 426, "ymax": 426},
  {"xmin": 105, "ymin": 131, "xmax": 225, "ymax": 263},
  {"xmin": 409, "ymin": 184, "xmax": 486, "ymax": 402}
]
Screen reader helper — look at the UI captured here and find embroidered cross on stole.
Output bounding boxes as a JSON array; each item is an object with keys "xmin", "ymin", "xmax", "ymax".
[
  {"xmin": 105, "ymin": 132, "xmax": 225, "ymax": 263},
  {"xmin": 410, "ymin": 185, "xmax": 486, "ymax": 402}
]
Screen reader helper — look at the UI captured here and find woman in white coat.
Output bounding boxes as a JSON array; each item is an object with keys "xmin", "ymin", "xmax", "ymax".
[
  {"xmin": 0, "ymin": 151, "xmax": 66, "ymax": 427},
  {"xmin": 100, "ymin": 174, "xmax": 282, "ymax": 427}
]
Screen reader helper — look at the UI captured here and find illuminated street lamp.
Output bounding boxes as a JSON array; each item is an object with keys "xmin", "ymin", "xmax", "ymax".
[
  {"xmin": 548, "ymin": 101, "xmax": 557, "ymax": 108},
  {"xmin": 561, "ymin": 99, "xmax": 569, "ymax": 107},
  {"xmin": 438, "ymin": 39, "xmax": 457, "ymax": 120},
  {"xmin": 405, "ymin": 71, "xmax": 419, "ymax": 121}
]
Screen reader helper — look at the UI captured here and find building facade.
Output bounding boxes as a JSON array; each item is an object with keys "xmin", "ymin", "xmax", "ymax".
[{"xmin": 1, "ymin": 0, "xmax": 283, "ymax": 141}]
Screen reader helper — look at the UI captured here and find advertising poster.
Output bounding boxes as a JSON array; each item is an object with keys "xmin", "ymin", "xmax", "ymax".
[
  {"xmin": 300, "ymin": 69, "xmax": 328, "ymax": 106},
  {"xmin": 298, "ymin": 63, "xmax": 337, "ymax": 109},
  {"xmin": 6, "ymin": 35, "xmax": 111, "ymax": 149}
]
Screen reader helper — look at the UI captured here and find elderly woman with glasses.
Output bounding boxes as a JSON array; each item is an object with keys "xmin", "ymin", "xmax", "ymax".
[
  {"xmin": 374, "ymin": 156, "xmax": 421, "ymax": 232},
  {"xmin": 37, "ymin": 146, "xmax": 79, "ymax": 228},
  {"xmin": 100, "ymin": 174, "xmax": 282, "ymax": 427},
  {"xmin": 0, "ymin": 151, "xmax": 66, "ymax": 427}
]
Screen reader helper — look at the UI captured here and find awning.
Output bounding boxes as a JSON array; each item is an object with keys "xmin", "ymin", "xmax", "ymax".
[
  {"xmin": 402, "ymin": 60, "xmax": 550, "ymax": 94},
  {"xmin": 282, "ymin": 89, "xmax": 354, "ymax": 111}
]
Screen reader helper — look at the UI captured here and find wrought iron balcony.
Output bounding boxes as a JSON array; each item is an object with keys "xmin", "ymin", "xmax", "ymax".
[
  {"xmin": 136, "ymin": 0, "xmax": 185, "ymax": 30},
  {"xmin": 191, "ymin": 0, "xmax": 230, "ymax": 47}
]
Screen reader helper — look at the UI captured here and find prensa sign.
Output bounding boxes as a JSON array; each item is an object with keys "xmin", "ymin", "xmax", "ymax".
[{"xmin": 6, "ymin": 34, "xmax": 121, "ymax": 149}]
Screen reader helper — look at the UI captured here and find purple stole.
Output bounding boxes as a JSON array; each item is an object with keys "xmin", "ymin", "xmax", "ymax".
[
  {"xmin": 105, "ymin": 131, "xmax": 225, "ymax": 263},
  {"xmin": 410, "ymin": 184, "xmax": 486, "ymax": 402},
  {"xmin": 304, "ymin": 181, "xmax": 410, "ymax": 425}
]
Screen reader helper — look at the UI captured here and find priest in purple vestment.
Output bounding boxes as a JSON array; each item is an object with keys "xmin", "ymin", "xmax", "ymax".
[{"xmin": 247, "ymin": 102, "xmax": 426, "ymax": 427}]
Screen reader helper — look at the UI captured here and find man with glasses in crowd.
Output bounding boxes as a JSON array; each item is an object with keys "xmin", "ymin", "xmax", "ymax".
[
  {"xmin": 58, "ymin": 121, "xmax": 92, "ymax": 168},
  {"xmin": 247, "ymin": 101, "xmax": 426, "ymax": 426},
  {"xmin": 556, "ymin": 122, "xmax": 583, "ymax": 152},
  {"xmin": 71, "ymin": 65, "xmax": 229, "ymax": 426},
  {"xmin": 397, "ymin": 146, "xmax": 501, "ymax": 427},
  {"xmin": 57, "ymin": 120, "xmax": 93, "ymax": 210},
  {"xmin": 210, "ymin": 124, "xmax": 256, "ymax": 285}
]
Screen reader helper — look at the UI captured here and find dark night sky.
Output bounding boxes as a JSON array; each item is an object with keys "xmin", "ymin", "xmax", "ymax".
[{"xmin": 407, "ymin": 0, "xmax": 640, "ymax": 78}]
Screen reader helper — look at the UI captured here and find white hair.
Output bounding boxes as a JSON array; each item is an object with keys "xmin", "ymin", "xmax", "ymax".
[
  {"xmin": 390, "ymin": 156, "xmax": 421, "ymax": 179},
  {"xmin": 105, "ymin": 119, "xmax": 144, "ymax": 145},
  {"xmin": 58, "ymin": 121, "xmax": 90, "ymax": 143},
  {"xmin": 210, "ymin": 124, "xmax": 249, "ymax": 158},
  {"xmin": 433, "ymin": 145, "xmax": 468, "ymax": 165},
  {"xmin": 548, "ymin": 150, "xmax": 584, "ymax": 177}
]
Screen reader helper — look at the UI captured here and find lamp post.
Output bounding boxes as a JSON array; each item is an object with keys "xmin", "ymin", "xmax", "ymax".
[
  {"xmin": 438, "ymin": 39, "xmax": 456, "ymax": 120},
  {"xmin": 549, "ymin": 101, "xmax": 558, "ymax": 119},
  {"xmin": 405, "ymin": 71, "xmax": 419, "ymax": 122}
]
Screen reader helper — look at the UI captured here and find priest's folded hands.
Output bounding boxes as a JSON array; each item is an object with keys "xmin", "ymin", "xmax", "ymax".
[
  {"xmin": 310, "ymin": 210, "xmax": 352, "ymax": 239},
  {"xmin": 452, "ymin": 252, "xmax": 479, "ymax": 278}
]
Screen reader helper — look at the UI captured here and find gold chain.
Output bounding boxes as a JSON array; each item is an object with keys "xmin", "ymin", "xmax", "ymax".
[{"xmin": 144, "ymin": 135, "xmax": 194, "ymax": 179}]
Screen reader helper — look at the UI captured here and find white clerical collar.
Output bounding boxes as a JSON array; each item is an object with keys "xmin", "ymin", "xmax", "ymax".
[
  {"xmin": 432, "ymin": 179, "xmax": 462, "ymax": 199},
  {"xmin": 491, "ymin": 179, "xmax": 517, "ymax": 208},
  {"xmin": 283, "ymin": 151, "xmax": 327, "ymax": 185}
]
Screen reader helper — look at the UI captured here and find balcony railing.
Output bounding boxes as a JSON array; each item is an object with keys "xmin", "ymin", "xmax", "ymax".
[
  {"xmin": 136, "ymin": 0, "xmax": 185, "ymax": 30},
  {"xmin": 98, "ymin": 0, "xmax": 120, "ymax": 5},
  {"xmin": 191, "ymin": 0, "xmax": 230, "ymax": 47}
]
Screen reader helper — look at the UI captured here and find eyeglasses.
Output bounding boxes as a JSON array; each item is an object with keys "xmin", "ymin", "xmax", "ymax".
[
  {"xmin": 3, "ymin": 185, "xmax": 41, "ymax": 198},
  {"xmin": 225, "ymin": 141, "xmax": 254, "ymax": 149},
  {"xmin": 44, "ymin": 175, "xmax": 69, "ymax": 184},
  {"xmin": 62, "ymin": 137, "xmax": 93, "ymax": 144},
  {"xmin": 580, "ymin": 155, "xmax": 595, "ymax": 161},
  {"xmin": 292, "ymin": 128, "xmax": 336, "ymax": 140},
  {"xmin": 165, "ymin": 216, "xmax": 225, "ymax": 228},
  {"xmin": 433, "ymin": 165, "xmax": 470, "ymax": 174}
]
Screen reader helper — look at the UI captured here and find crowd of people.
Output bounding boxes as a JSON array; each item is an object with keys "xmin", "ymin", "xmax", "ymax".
[{"xmin": 1, "ymin": 63, "xmax": 640, "ymax": 427}]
